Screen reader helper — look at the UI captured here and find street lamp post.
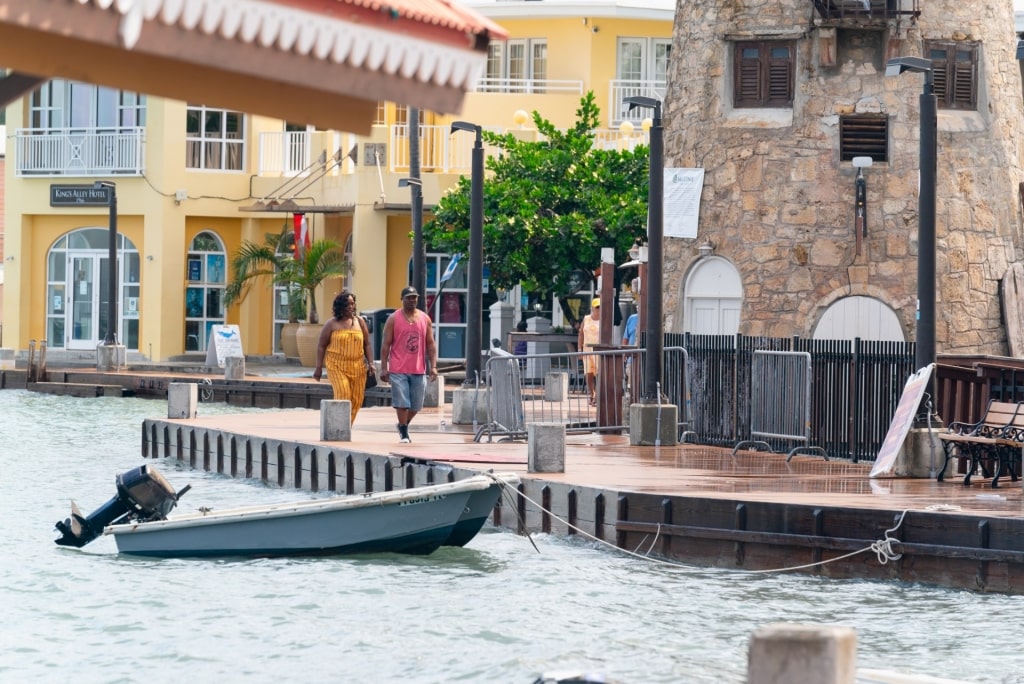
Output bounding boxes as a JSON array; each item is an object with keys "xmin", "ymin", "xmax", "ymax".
[
  {"xmin": 408, "ymin": 107, "xmax": 426, "ymax": 311},
  {"xmin": 886, "ymin": 56, "xmax": 936, "ymax": 372},
  {"xmin": 624, "ymin": 96, "xmax": 664, "ymax": 403},
  {"xmin": 94, "ymin": 180, "xmax": 118, "ymax": 345},
  {"xmin": 450, "ymin": 121, "xmax": 484, "ymax": 386}
]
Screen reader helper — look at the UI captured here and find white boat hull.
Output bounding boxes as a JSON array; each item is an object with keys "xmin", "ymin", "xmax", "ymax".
[{"xmin": 105, "ymin": 473, "xmax": 518, "ymax": 558}]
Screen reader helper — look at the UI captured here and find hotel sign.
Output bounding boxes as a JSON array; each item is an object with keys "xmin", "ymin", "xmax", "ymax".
[{"xmin": 50, "ymin": 184, "xmax": 112, "ymax": 207}]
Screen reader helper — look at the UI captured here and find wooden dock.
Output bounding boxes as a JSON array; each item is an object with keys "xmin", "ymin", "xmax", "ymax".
[{"xmin": 139, "ymin": 401, "xmax": 1024, "ymax": 595}]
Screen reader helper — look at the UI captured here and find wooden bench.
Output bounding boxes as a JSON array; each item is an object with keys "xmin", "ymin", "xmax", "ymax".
[{"xmin": 937, "ymin": 400, "xmax": 1023, "ymax": 488}]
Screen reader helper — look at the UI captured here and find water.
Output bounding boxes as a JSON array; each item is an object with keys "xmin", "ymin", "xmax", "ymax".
[{"xmin": 2, "ymin": 390, "xmax": 1023, "ymax": 684}]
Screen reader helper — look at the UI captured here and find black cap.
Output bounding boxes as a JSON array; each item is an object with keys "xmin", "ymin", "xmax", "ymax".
[{"xmin": 400, "ymin": 286, "xmax": 419, "ymax": 298}]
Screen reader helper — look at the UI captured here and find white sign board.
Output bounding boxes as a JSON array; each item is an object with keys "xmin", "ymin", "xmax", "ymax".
[
  {"xmin": 870, "ymin": 363, "xmax": 934, "ymax": 478},
  {"xmin": 205, "ymin": 324, "xmax": 244, "ymax": 368},
  {"xmin": 664, "ymin": 167, "xmax": 704, "ymax": 239}
]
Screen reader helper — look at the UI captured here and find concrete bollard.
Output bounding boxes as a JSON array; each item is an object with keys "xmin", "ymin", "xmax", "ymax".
[
  {"xmin": 748, "ymin": 623, "xmax": 857, "ymax": 684},
  {"xmin": 168, "ymin": 382, "xmax": 198, "ymax": 419},
  {"xmin": 224, "ymin": 355, "xmax": 246, "ymax": 380},
  {"xmin": 423, "ymin": 373, "xmax": 444, "ymax": 408},
  {"xmin": 544, "ymin": 371, "xmax": 569, "ymax": 402},
  {"xmin": 451, "ymin": 387, "xmax": 489, "ymax": 425},
  {"xmin": 528, "ymin": 422, "xmax": 565, "ymax": 473},
  {"xmin": 320, "ymin": 400, "xmax": 352, "ymax": 441},
  {"xmin": 0, "ymin": 348, "xmax": 14, "ymax": 371}
]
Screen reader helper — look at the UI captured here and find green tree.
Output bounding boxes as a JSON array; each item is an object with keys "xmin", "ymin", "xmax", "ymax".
[
  {"xmin": 224, "ymin": 226, "xmax": 348, "ymax": 324},
  {"xmin": 424, "ymin": 92, "xmax": 649, "ymax": 308}
]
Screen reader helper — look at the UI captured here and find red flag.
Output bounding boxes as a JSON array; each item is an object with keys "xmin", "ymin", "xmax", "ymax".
[{"xmin": 292, "ymin": 213, "xmax": 310, "ymax": 259}]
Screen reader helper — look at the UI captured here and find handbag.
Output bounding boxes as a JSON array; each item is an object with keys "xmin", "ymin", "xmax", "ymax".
[{"xmin": 365, "ymin": 366, "xmax": 378, "ymax": 389}]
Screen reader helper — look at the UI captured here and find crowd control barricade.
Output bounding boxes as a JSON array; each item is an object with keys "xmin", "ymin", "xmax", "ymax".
[
  {"xmin": 474, "ymin": 345, "xmax": 689, "ymax": 442},
  {"xmin": 732, "ymin": 350, "xmax": 828, "ymax": 461}
]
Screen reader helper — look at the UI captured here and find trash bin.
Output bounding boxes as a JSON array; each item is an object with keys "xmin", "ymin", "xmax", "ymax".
[{"xmin": 360, "ymin": 308, "xmax": 395, "ymax": 360}]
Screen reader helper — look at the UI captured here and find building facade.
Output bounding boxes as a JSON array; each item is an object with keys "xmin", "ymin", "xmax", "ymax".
[
  {"xmin": 663, "ymin": 0, "xmax": 1024, "ymax": 355},
  {"xmin": 1, "ymin": 0, "xmax": 673, "ymax": 362}
]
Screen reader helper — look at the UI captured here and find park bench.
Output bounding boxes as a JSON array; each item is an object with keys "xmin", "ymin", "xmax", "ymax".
[{"xmin": 937, "ymin": 400, "xmax": 1023, "ymax": 488}]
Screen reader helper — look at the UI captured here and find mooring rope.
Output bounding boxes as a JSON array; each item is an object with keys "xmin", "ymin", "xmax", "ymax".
[{"xmin": 490, "ymin": 476, "xmax": 910, "ymax": 575}]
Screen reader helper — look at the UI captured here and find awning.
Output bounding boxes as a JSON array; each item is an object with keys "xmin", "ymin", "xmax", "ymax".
[{"xmin": 0, "ymin": 0, "xmax": 508, "ymax": 134}]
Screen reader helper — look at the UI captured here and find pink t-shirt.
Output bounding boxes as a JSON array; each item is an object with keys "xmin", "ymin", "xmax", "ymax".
[{"xmin": 388, "ymin": 311, "xmax": 432, "ymax": 374}]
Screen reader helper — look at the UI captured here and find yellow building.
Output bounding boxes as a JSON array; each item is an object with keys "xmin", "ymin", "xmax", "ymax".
[{"xmin": 1, "ymin": 0, "xmax": 673, "ymax": 363}]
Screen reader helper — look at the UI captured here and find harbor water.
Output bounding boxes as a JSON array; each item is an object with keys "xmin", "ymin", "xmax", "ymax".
[{"xmin": 2, "ymin": 390, "xmax": 1022, "ymax": 684}]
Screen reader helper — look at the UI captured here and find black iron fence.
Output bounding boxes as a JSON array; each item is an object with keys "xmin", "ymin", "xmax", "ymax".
[{"xmin": 668, "ymin": 333, "xmax": 917, "ymax": 462}]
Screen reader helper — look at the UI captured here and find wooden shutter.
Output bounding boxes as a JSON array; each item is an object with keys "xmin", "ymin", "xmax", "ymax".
[
  {"xmin": 926, "ymin": 41, "xmax": 977, "ymax": 110},
  {"xmin": 766, "ymin": 44, "xmax": 794, "ymax": 106},
  {"xmin": 734, "ymin": 42, "xmax": 763, "ymax": 107},
  {"xmin": 734, "ymin": 41, "xmax": 793, "ymax": 108}
]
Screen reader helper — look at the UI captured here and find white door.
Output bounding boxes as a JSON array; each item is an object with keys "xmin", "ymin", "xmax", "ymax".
[
  {"xmin": 812, "ymin": 296, "xmax": 905, "ymax": 341},
  {"xmin": 684, "ymin": 257, "xmax": 743, "ymax": 335},
  {"xmin": 67, "ymin": 253, "xmax": 111, "ymax": 349}
]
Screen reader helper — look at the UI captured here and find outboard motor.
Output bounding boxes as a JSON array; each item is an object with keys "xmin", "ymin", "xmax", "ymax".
[{"xmin": 54, "ymin": 465, "xmax": 188, "ymax": 548}]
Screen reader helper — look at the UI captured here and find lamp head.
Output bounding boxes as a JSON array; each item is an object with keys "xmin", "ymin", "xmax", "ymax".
[
  {"xmin": 450, "ymin": 120, "xmax": 481, "ymax": 136},
  {"xmin": 851, "ymin": 156, "xmax": 873, "ymax": 169},
  {"xmin": 885, "ymin": 56, "xmax": 932, "ymax": 77}
]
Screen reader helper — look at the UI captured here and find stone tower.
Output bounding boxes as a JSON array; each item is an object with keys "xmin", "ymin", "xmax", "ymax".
[{"xmin": 662, "ymin": 0, "xmax": 1024, "ymax": 354}]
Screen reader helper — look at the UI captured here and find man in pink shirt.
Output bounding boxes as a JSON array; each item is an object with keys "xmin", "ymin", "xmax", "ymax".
[{"xmin": 379, "ymin": 286, "xmax": 439, "ymax": 443}]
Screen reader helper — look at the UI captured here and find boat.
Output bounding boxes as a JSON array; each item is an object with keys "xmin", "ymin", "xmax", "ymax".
[{"xmin": 54, "ymin": 465, "xmax": 519, "ymax": 558}]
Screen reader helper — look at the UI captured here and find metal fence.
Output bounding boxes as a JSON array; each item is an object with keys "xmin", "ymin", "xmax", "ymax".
[
  {"xmin": 732, "ymin": 350, "xmax": 827, "ymax": 461},
  {"xmin": 474, "ymin": 346, "xmax": 689, "ymax": 442}
]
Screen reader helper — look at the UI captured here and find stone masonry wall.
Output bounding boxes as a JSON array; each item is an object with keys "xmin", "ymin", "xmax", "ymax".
[{"xmin": 662, "ymin": 0, "xmax": 1024, "ymax": 355}]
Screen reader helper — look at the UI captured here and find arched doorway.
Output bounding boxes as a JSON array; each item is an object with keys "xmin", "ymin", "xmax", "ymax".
[
  {"xmin": 683, "ymin": 256, "xmax": 742, "ymax": 335},
  {"xmin": 812, "ymin": 296, "xmax": 905, "ymax": 341},
  {"xmin": 46, "ymin": 228, "xmax": 140, "ymax": 350},
  {"xmin": 184, "ymin": 231, "xmax": 227, "ymax": 351}
]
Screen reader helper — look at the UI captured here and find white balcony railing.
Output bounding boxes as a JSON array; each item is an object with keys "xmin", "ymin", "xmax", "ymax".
[
  {"xmin": 15, "ymin": 127, "xmax": 145, "ymax": 176},
  {"xmin": 608, "ymin": 80, "xmax": 668, "ymax": 126},
  {"xmin": 389, "ymin": 124, "xmax": 505, "ymax": 174},
  {"xmin": 257, "ymin": 131, "xmax": 356, "ymax": 177},
  {"xmin": 474, "ymin": 78, "xmax": 584, "ymax": 94}
]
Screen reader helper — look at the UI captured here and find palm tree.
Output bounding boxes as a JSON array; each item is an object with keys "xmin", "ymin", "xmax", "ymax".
[{"xmin": 224, "ymin": 228, "xmax": 348, "ymax": 324}]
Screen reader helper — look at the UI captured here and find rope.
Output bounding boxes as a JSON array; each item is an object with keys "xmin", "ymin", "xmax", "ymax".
[{"xmin": 491, "ymin": 477, "xmax": 912, "ymax": 575}]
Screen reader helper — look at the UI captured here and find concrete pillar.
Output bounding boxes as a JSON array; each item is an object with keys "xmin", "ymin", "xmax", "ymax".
[
  {"xmin": 452, "ymin": 387, "xmax": 489, "ymax": 425},
  {"xmin": 489, "ymin": 299, "xmax": 514, "ymax": 351},
  {"xmin": 168, "ymin": 382, "xmax": 198, "ymax": 419},
  {"xmin": 629, "ymin": 402, "xmax": 679, "ymax": 446},
  {"xmin": 528, "ymin": 422, "xmax": 565, "ymax": 473},
  {"xmin": 321, "ymin": 400, "xmax": 352, "ymax": 441},
  {"xmin": 897, "ymin": 428, "xmax": 943, "ymax": 478},
  {"xmin": 224, "ymin": 355, "xmax": 245, "ymax": 380},
  {"xmin": 748, "ymin": 624, "xmax": 856, "ymax": 684},
  {"xmin": 423, "ymin": 373, "xmax": 444, "ymax": 408},
  {"xmin": 97, "ymin": 343, "xmax": 126, "ymax": 372},
  {"xmin": 544, "ymin": 371, "xmax": 569, "ymax": 402},
  {"xmin": 0, "ymin": 348, "xmax": 14, "ymax": 370}
]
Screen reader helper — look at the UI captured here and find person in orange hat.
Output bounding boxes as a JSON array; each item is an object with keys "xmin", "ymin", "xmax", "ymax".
[{"xmin": 577, "ymin": 298, "xmax": 602, "ymax": 405}]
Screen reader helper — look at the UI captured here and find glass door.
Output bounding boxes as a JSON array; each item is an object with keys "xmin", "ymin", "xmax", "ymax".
[
  {"xmin": 67, "ymin": 253, "xmax": 112, "ymax": 349},
  {"xmin": 69, "ymin": 255, "xmax": 96, "ymax": 349}
]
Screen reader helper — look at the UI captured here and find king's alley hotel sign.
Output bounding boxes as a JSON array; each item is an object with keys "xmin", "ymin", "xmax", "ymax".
[{"xmin": 50, "ymin": 184, "xmax": 112, "ymax": 207}]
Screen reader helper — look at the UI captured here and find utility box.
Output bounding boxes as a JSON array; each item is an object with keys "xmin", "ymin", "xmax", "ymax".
[{"xmin": 360, "ymin": 308, "xmax": 395, "ymax": 361}]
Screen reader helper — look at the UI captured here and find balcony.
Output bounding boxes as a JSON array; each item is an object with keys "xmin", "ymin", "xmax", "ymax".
[
  {"xmin": 474, "ymin": 78, "xmax": 584, "ymax": 95},
  {"xmin": 257, "ymin": 130, "xmax": 357, "ymax": 177},
  {"xmin": 609, "ymin": 80, "xmax": 667, "ymax": 126},
  {"xmin": 812, "ymin": 0, "xmax": 920, "ymax": 25},
  {"xmin": 15, "ymin": 127, "xmax": 145, "ymax": 176}
]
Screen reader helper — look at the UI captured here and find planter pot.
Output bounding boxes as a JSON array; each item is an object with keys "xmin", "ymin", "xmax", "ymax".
[
  {"xmin": 280, "ymin": 321, "xmax": 301, "ymax": 359},
  {"xmin": 295, "ymin": 323, "xmax": 321, "ymax": 367}
]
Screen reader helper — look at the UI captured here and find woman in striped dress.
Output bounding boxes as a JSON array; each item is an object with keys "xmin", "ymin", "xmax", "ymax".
[{"xmin": 313, "ymin": 290, "xmax": 373, "ymax": 423}]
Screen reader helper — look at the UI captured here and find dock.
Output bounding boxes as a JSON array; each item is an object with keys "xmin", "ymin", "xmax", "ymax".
[{"xmin": 5, "ymin": 362, "xmax": 1024, "ymax": 593}]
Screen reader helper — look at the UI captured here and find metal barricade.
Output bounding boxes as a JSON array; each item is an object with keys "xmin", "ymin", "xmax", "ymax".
[
  {"xmin": 474, "ymin": 345, "xmax": 690, "ymax": 442},
  {"xmin": 732, "ymin": 350, "xmax": 827, "ymax": 461}
]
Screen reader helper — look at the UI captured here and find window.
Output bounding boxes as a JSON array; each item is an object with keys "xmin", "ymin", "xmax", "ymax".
[
  {"xmin": 840, "ymin": 114, "xmax": 888, "ymax": 162},
  {"xmin": 482, "ymin": 39, "xmax": 547, "ymax": 93},
  {"xmin": 30, "ymin": 80, "xmax": 146, "ymax": 130},
  {"xmin": 185, "ymin": 231, "xmax": 227, "ymax": 352},
  {"xmin": 186, "ymin": 105, "xmax": 244, "ymax": 170},
  {"xmin": 733, "ymin": 41, "xmax": 795, "ymax": 108},
  {"xmin": 926, "ymin": 40, "xmax": 978, "ymax": 110}
]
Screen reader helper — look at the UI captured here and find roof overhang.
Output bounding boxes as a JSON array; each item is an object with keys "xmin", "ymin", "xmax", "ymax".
[
  {"xmin": 0, "ymin": 0, "xmax": 509, "ymax": 134},
  {"xmin": 239, "ymin": 200, "xmax": 355, "ymax": 214},
  {"xmin": 462, "ymin": 0, "xmax": 675, "ymax": 21}
]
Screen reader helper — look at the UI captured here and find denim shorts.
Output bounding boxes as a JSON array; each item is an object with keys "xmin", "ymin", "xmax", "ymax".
[{"xmin": 389, "ymin": 373, "xmax": 426, "ymax": 411}]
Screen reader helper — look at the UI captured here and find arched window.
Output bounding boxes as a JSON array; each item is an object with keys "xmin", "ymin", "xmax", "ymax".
[
  {"xmin": 46, "ymin": 228, "xmax": 141, "ymax": 350},
  {"xmin": 813, "ymin": 296, "xmax": 904, "ymax": 342},
  {"xmin": 683, "ymin": 256, "xmax": 742, "ymax": 335},
  {"xmin": 185, "ymin": 231, "xmax": 227, "ymax": 351}
]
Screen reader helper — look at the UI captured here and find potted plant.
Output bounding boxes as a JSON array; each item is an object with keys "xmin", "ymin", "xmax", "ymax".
[{"xmin": 224, "ymin": 229, "xmax": 348, "ymax": 364}]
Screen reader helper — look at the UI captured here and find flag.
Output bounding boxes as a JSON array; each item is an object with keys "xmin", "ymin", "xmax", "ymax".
[
  {"xmin": 292, "ymin": 213, "xmax": 310, "ymax": 259},
  {"xmin": 440, "ymin": 253, "xmax": 463, "ymax": 284}
]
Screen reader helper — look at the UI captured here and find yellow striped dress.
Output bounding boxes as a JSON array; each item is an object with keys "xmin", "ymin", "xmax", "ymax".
[{"xmin": 325, "ymin": 328, "xmax": 367, "ymax": 422}]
